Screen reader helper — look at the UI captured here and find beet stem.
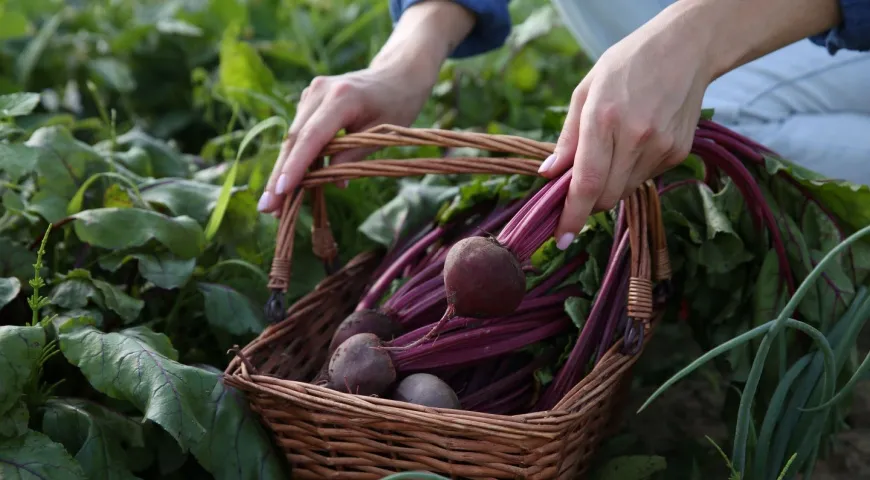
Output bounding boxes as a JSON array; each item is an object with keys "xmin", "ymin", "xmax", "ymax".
[{"xmin": 357, "ymin": 226, "xmax": 445, "ymax": 311}]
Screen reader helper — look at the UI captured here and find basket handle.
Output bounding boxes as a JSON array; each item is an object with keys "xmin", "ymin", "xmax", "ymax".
[
  {"xmin": 265, "ymin": 125, "xmax": 669, "ymax": 333},
  {"xmin": 267, "ymin": 125, "xmax": 555, "ymax": 292}
]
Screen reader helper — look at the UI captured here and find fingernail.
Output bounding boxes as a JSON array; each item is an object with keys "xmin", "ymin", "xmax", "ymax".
[
  {"xmin": 276, "ymin": 174, "xmax": 290, "ymax": 195},
  {"xmin": 556, "ymin": 233, "xmax": 575, "ymax": 250},
  {"xmin": 538, "ymin": 154, "xmax": 556, "ymax": 174},
  {"xmin": 257, "ymin": 192, "xmax": 274, "ymax": 212}
]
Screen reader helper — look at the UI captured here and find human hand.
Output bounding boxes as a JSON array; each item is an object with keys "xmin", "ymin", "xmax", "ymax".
[
  {"xmin": 257, "ymin": 64, "xmax": 435, "ymax": 213},
  {"xmin": 539, "ymin": 2, "xmax": 717, "ymax": 249},
  {"xmin": 257, "ymin": 0, "xmax": 475, "ymax": 214}
]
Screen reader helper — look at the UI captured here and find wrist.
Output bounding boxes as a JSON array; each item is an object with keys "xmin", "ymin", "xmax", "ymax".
[
  {"xmin": 370, "ymin": 0, "xmax": 475, "ymax": 88},
  {"xmin": 660, "ymin": 0, "xmax": 842, "ymax": 82}
]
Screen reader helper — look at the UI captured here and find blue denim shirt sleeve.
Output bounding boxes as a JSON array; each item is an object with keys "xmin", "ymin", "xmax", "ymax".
[
  {"xmin": 809, "ymin": 0, "xmax": 870, "ymax": 53},
  {"xmin": 388, "ymin": 0, "xmax": 512, "ymax": 58}
]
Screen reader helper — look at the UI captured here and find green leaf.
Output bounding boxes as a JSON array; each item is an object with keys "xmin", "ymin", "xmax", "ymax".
[
  {"xmin": 50, "ymin": 269, "xmax": 144, "ymax": 324},
  {"xmin": 505, "ymin": 49, "xmax": 540, "ymax": 92},
  {"xmin": 762, "ymin": 153, "xmax": 870, "ymax": 233},
  {"xmin": 71, "ymin": 208, "xmax": 205, "ymax": 259},
  {"xmin": 50, "ymin": 309, "xmax": 103, "ymax": 333},
  {"xmin": 140, "ymin": 178, "xmax": 245, "ymax": 224},
  {"xmin": 509, "ymin": 5, "xmax": 560, "ymax": 48},
  {"xmin": 88, "ymin": 58, "xmax": 137, "ymax": 93},
  {"xmin": 0, "ymin": 239, "xmax": 37, "ymax": 279},
  {"xmin": 15, "ymin": 12, "xmax": 62, "ymax": 85},
  {"xmin": 67, "ymin": 172, "xmax": 145, "ymax": 215},
  {"xmin": 0, "ymin": 401, "xmax": 29, "ymax": 439},
  {"xmin": 103, "ymin": 184, "xmax": 134, "ymax": 209},
  {"xmin": 57, "ymin": 327, "xmax": 286, "ymax": 478},
  {"xmin": 591, "ymin": 455, "xmax": 667, "ymax": 480},
  {"xmin": 100, "ymin": 252, "xmax": 196, "ymax": 290},
  {"xmin": 28, "ymin": 191, "xmax": 69, "ymax": 224},
  {"xmin": 204, "ymin": 115, "xmax": 286, "ymax": 241},
  {"xmin": 0, "ymin": 93, "xmax": 40, "ymax": 117},
  {"xmin": 187, "ymin": 377, "xmax": 287, "ymax": 479},
  {"xmin": 0, "ymin": 143, "xmax": 40, "ymax": 181},
  {"xmin": 41, "ymin": 398, "xmax": 146, "ymax": 480},
  {"xmin": 360, "ymin": 178, "xmax": 458, "ymax": 247},
  {"xmin": 436, "ymin": 175, "xmax": 535, "ymax": 226},
  {"xmin": 0, "ymin": 325, "xmax": 45, "ymax": 417},
  {"xmin": 27, "ymin": 126, "xmax": 110, "ymax": 199},
  {"xmin": 115, "ymin": 129, "xmax": 191, "ymax": 179},
  {"xmin": 49, "ymin": 278, "xmax": 97, "ymax": 311},
  {"xmin": 2, "ymin": 189, "xmax": 27, "ymax": 214},
  {"xmin": 58, "ymin": 326, "xmax": 208, "ymax": 450},
  {"xmin": 0, "ymin": 277, "xmax": 21, "ymax": 310},
  {"xmin": 564, "ymin": 296, "xmax": 591, "ymax": 329},
  {"xmin": 122, "ymin": 326, "xmax": 179, "ymax": 361},
  {"xmin": 114, "ymin": 146, "xmax": 153, "ymax": 178},
  {"xmin": 156, "ymin": 19, "xmax": 204, "ymax": 36},
  {"xmin": 197, "ymin": 282, "xmax": 266, "ymax": 335},
  {"xmin": 0, "ymin": 430, "xmax": 86, "ymax": 479},
  {"xmin": 218, "ymin": 24, "xmax": 277, "ymax": 115},
  {"xmin": 752, "ymin": 249, "xmax": 787, "ymax": 327},
  {"xmin": 0, "ymin": 9, "xmax": 31, "ymax": 40}
]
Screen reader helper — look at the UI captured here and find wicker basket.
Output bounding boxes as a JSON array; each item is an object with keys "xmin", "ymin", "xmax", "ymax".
[{"xmin": 224, "ymin": 125, "xmax": 669, "ymax": 479}]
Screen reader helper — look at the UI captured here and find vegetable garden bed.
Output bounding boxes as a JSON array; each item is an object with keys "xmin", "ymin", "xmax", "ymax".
[{"xmin": 3, "ymin": 1, "xmax": 870, "ymax": 479}]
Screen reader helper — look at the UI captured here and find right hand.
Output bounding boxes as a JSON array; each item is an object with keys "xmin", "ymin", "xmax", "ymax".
[{"xmin": 257, "ymin": 64, "xmax": 436, "ymax": 213}]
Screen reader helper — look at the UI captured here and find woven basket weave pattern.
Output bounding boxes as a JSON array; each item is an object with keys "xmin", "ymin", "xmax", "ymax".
[{"xmin": 224, "ymin": 125, "xmax": 666, "ymax": 479}]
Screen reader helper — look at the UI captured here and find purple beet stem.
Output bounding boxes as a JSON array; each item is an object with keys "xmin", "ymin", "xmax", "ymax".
[
  {"xmin": 390, "ymin": 289, "xmax": 580, "ymax": 347},
  {"xmin": 391, "ymin": 311, "xmax": 570, "ymax": 371},
  {"xmin": 460, "ymin": 351, "xmax": 554, "ymax": 411},
  {"xmin": 535, "ymin": 230, "xmax": 630, "ymax": 410},
  {"xmin": 499, "ymin": 172, "xmax": 572, "ymax": 261},
  {"xmin": 357, "ymin": 226, "xmax": 445, "ymax": 311}
]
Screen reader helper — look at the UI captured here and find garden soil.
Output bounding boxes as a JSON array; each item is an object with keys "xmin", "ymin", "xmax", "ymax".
[{"xmin": 617, "ymin": 330, "xmax": 870, "ymax": 478}]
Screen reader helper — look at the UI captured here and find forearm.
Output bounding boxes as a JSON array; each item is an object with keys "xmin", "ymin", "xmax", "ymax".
[
  {"xmin": 370, "ymin": 0, "xmax": 475, "ymax": 88},
  {"xmin": 655, "ymin": 0, "xmax": 842, "ymax": 81}
]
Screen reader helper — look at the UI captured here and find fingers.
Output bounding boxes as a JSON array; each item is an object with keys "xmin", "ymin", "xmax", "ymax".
[
  {"xmin": 258, "ymin": 83, "xmax": 327, "ymax": 213},
  {"xmin": 275, "ymin": 96, "xmax": 361, "ymax": 197},
  {"xmin": 622, "ymin": 129, "xmax": 691, "ymax": 196},
  {"xmin": 539, "ymin": 82, "xmax": 589, "ymax": 179},
  {"xmin": 259, "ymin": 135, "xmax": 295, "ymax": 212},
  {"xmin": 258, "ymin": 77, "xmax": 366, "ymax": 213},
  {"xmin": 554, "ymin": 104, "xmax": 615, "ymax": 249}
]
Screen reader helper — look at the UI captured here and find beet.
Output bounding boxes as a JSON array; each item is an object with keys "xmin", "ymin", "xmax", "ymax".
[
  {"xmin": 444, "ymin": 236, "xmax": 526, "ymax": 318},
  {"xmin": 328, "ymin": 310, "xmax": 403, "ymax": 354},
  {"xmin": 326, "ymin": 333, "xmax": 396, "ymax": 396},
  {"xmin": 390, "ymin": 373, "xmax": 461, "ymax": 409}
]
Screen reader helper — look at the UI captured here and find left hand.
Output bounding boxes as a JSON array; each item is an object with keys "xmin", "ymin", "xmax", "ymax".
[{"xmin": 539, "ymin": 3, "xmax": 715, "ymax": 250}]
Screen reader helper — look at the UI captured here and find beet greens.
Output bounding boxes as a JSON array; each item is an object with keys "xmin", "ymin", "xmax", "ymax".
[{"xmin": 314, "ymin": 118, "xmax": 868, "ymax": 426}]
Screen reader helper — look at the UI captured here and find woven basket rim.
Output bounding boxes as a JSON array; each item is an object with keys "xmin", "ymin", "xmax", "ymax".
[
  {"xmin": 222, "ymin": 125, "xmax": 670, "ymax": 479},
  {"xmin": 225, "ymin": 312, "xmax": 660, "ymax": 426}
]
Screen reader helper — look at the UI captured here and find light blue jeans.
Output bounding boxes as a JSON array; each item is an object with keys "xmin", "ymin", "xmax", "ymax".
[{"xmin": 550, "ymin": 0, "xmax": 870, "ymax": 185}]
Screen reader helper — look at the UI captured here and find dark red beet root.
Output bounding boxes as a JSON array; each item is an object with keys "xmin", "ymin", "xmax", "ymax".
[
  {"xmin": 390, "ymin": 373, "xmax": 461, "ymax": 409},
  {"xmin": 328, "ymin": 310, "xmax": 403, "ymax": 354},
  {"xmin": 326, "ymin": 333, "xmax": 396, "ymax": 396},
  {"xmin": 444, "ymin": 236, "xmax": 526, "ymax": 317}
]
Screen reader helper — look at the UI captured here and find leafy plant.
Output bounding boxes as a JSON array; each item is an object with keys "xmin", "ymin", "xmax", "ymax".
[
  {"xmin": 0, "ymin": 0, "xmax": 597, "ymax": 477},
  {"xmin": 3, "ymin": 0, "xmax": 868, "ymax": 477}
]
